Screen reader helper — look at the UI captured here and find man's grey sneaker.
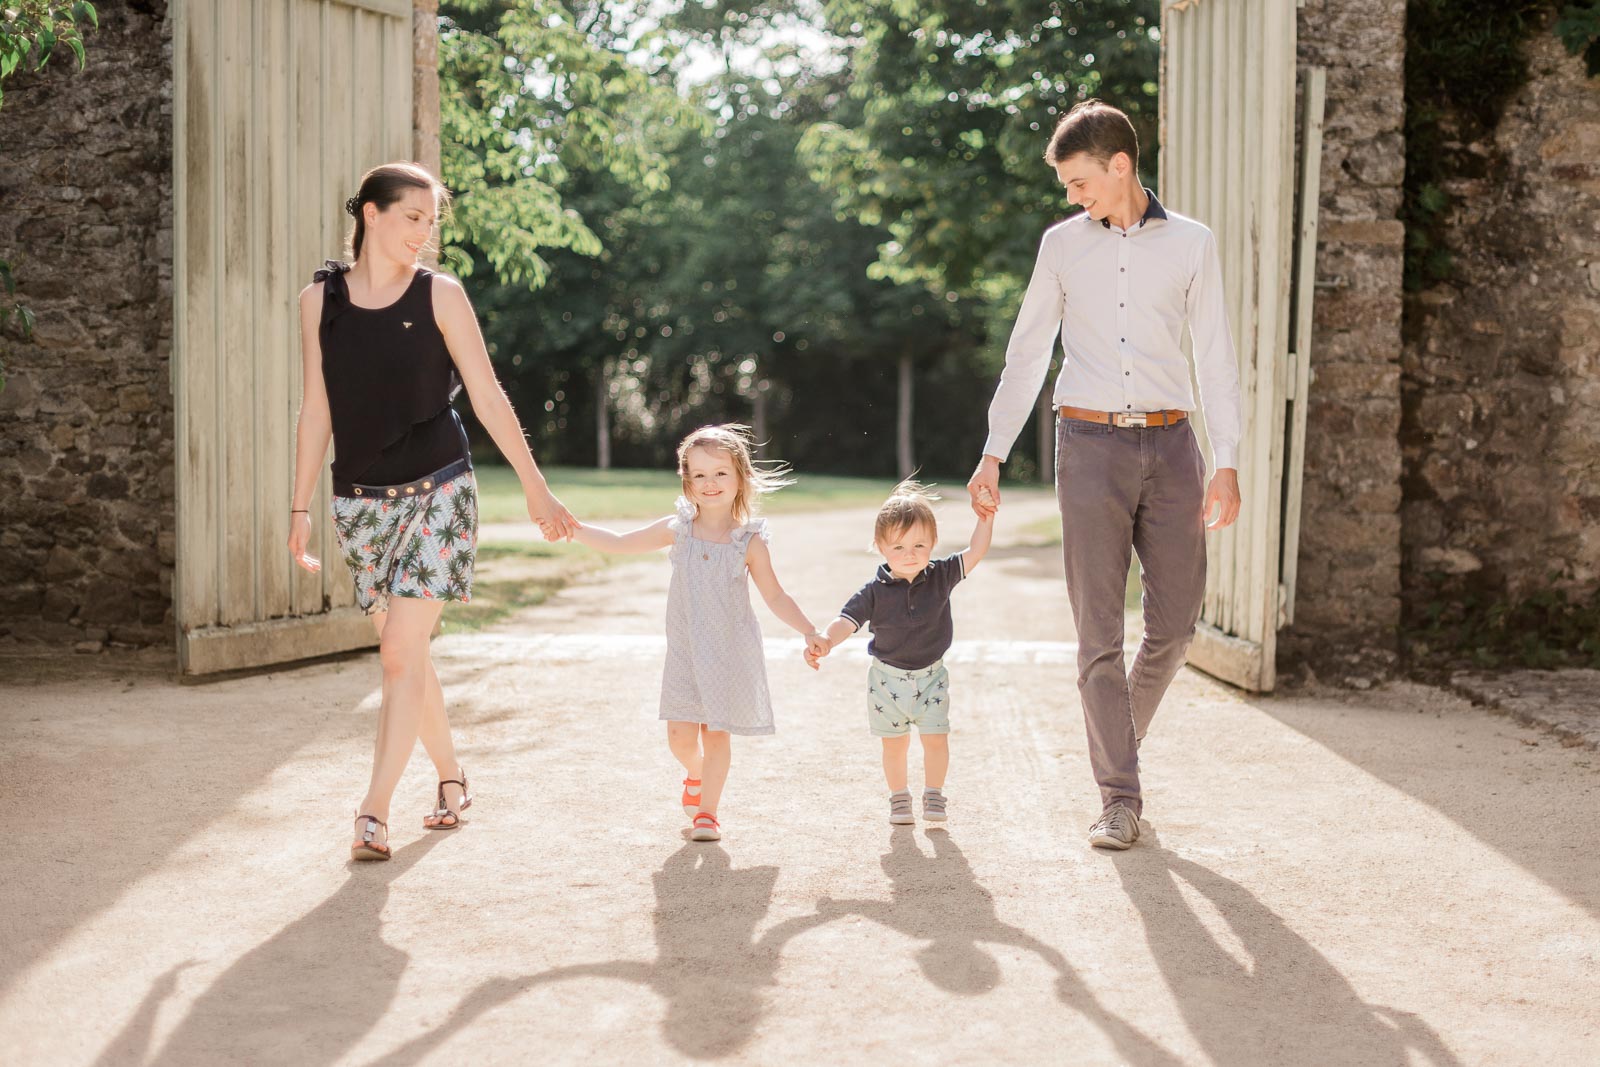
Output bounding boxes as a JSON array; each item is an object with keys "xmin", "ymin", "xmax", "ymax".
[
  {"xmin": 1087, "ymin": 804, "xmax": 1140, "ymax": 850},
  {"xmin": 922, "ymin": 788, "xmax": 947, "ymax": 823},
  {"xmin": 889, "ymin": 790, "xmax": 914, "ymax": 825}
]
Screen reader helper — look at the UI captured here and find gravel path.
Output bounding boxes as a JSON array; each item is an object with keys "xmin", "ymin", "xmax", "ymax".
[{"xmin": 3, "ymin": 493, "xmax": 1596, "ymax": 1065}]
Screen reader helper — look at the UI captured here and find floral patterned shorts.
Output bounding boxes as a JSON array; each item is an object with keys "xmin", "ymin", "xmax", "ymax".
[{"xmin": 332, "ymin": 463, "xmax": 478, "ymax": 615}]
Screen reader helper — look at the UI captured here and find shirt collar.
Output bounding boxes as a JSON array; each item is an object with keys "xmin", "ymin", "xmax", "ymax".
[
  {"xmin": 875, "ymin": 562, "xmax": 929, "ymax": 587},
  {"xmin": 1100, "ymin": 187, "xmax": 1167, "ymax": 230}
]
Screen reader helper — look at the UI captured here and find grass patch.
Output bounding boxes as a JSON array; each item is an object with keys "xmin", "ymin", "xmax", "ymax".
[
  {"xmin": 440, "ymin": 541, "xmax": 607, "ymax": 633},
  {"xmin": 475, "ymin": 465, "xmax": 1052, "ymax": 523}
]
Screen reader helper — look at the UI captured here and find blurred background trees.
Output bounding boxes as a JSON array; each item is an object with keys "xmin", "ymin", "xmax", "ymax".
[{"xmin": 439, "ymin": 0, "xmax": 1159, "ymax": 479}]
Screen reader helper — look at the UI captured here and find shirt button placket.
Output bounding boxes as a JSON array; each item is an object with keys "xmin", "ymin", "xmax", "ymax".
[{"xmin": 1118, "ymin": 234, "xmax": 1132, "ymax": 410}]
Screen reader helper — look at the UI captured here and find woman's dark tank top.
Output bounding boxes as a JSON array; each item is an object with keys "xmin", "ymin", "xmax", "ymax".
[{"xmin": 314, "ymin": 261, "xmax": 470, "ymax": 488}]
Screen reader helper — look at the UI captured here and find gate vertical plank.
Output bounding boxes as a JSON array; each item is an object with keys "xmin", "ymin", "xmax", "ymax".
[
  {"xmin": 259, "ymin": 0, "xmax": 294, "ymax": 620},
  {"xmin": 1281, "ymin": 67, "xmax": 1326, "ymax": 624},
  {"xmin": 354, "ymin": 9, "xmax": 384, "ymax": 180},
  {"xmin": 290, "ymin": 0, "xmax": 326, "ymax": 617},
  {"xmin": 219, "ymin": 0, "xmax": 258, "ymax": 626},
  {"xmin": 176, "ymin": 0, "xmax": 221, "ymax": 644}
]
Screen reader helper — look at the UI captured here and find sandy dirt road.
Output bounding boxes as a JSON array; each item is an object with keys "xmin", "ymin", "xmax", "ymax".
[{"xmin": 2, "ymin": 493, "xmax": 1597, "ymax": 1065}]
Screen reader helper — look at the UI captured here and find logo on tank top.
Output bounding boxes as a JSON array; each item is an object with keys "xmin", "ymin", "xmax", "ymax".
[{"xmin": 403, "ymin": 321, "xmax": 413, "ymax": 328}]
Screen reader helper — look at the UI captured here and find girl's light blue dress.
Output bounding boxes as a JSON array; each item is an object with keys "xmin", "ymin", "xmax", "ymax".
[{"xmin": 659, "ymin": 497, "xmax": 775, "ymax": 735}]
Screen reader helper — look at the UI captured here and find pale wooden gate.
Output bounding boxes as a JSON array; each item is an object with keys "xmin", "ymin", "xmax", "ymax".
[
  {"xmin": 1159, "ymin": 0, "xmax": 1325, "ymax": 692},
  {"xmin": 173, "ymin": 0, "xmax": 416, "ymax": 674}
]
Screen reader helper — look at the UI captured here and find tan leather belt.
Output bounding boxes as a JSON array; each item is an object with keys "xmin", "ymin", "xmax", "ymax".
[{"xmin": 1059, "ymin": 405, "xmax": 1188, "ymax": 429}]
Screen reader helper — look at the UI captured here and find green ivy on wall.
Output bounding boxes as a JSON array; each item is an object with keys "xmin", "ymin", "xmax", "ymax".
[
  {"xmin": 1403, "ymin": 1, "xmax": 1600, "ymax": 292},
  {"xmin": 1556, "ymin": 1, "xmax": 1600, "ymax": 75},
  {"xmin": 1401, "ymin": 0, "xmax": 1549, "ymax": 292}
]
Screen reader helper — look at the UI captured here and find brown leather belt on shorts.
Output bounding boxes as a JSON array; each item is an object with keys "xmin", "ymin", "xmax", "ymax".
[{"xmin": 1058, "ymin": 406, "xmax": 1188, "ymax": 429}]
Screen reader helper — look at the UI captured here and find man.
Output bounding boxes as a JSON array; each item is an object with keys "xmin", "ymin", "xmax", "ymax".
[{"xmin": 967, "ymin": 99, "xmax": 1242, "ymax": 850}]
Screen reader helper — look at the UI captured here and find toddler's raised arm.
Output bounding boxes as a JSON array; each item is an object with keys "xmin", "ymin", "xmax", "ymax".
[{"xmin": 962, "ymin": 509, "xmax": 996, "ymax": 574}]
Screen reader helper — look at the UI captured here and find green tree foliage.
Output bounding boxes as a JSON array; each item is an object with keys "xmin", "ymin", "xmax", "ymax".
[
  {"xmin": 472, "ymin": 57, "xmax": 986, "ymax": 475},
  {"xmin": 437, "ymin": 0, "xmax": 701, "ymax": 288},
  {"xmin": 1, "ymin": 1, "xmax": 97, "ymax": 391},
  {"xmin": 0, "ymin": 0, "xmax": 96, "ymax": 106},
  {"xmin": 1556, "ymin": 1, "xmax": 1600, "ymax": 77},
  {"xmin": 800, "ymin": 0, "xmax": 1159, "ymax": 338}
]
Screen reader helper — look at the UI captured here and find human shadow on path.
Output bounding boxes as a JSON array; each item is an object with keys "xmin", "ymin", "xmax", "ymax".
[
  {"xmin": 132, "ymin": 833, "xmax": 447, "ymax": 1067},
  {"xmin": 1112, "ymin": 832, "xmax": 1460, "ymax": 1067},
  {"xmin": 366, "ymin": 840, "xmax": 832, "ymax": 1064},
  {"xmin": 821, "ymin": 829, "xmax": 1181, "ymax": 1066}
]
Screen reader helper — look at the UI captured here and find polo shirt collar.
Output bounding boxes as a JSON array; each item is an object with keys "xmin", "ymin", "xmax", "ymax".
[
  {"xmin": 875, "ymin": 562, "xmax": 928, "ymax": 587},
  {"xmin": 1100, "ymin": 187, "xmax": 1167, "ymax": 230}
]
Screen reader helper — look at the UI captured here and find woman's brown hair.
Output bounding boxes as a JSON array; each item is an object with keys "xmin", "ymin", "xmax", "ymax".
[{"xmin": 344, "ymin": 161, "xmax": 450, "ymax": 260}]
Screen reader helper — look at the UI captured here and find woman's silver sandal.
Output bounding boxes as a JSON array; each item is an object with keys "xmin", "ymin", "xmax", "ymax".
[
  {"xmin": 424, "ymin": 769, "xmax": 472, "ymax": 830},
  {"xmin": 351, "ymin": 814, "xmax": 390, "ymax": 861}
]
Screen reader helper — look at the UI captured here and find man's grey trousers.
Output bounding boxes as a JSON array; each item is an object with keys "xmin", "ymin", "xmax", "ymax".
[{"xmin": 1055, "ymin": 416, "xmax": 1208, "ymax": 817}]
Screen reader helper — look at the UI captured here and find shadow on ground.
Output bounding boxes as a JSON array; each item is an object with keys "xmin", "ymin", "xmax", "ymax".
[
  {"xmin": 95, "ymin": 834, "xmax": 448, "ymax": 1067},
  {"xmin": 1113, "ymin": 831, "xmax": 1459, "ymax": 1066}
]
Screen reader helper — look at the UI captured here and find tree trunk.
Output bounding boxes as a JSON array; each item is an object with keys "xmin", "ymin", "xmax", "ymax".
[
  {"xmin": 596, "ymin": 361, "xmax": 611, "ymax": 470},
  {"xmin": 897, "ymin": 352, "xmax": 914, "ymax": 478},
  {"xmin": 752, "ymin": 382, "xmax": 768, "ymax": 445}
]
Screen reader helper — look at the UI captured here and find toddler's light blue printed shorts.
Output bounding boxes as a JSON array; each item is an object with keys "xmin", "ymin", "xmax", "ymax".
[{"xmin": 867, "ymin": 658, "xmax": 951, "ymax": 737}]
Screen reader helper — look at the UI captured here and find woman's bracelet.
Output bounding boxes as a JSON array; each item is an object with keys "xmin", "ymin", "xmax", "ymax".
[{"xmin": 290, "ymin": 509, "xmax": 310, "ymax": 514}]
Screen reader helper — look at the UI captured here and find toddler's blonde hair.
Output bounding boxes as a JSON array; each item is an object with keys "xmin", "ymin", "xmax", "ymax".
[
  {"xmin": 676, "ymin": 423, "xmax": 793, "ymax": 524},
  {"xmin": 874, "ymin": 479, "xmax": 940, "ymax": 546}
]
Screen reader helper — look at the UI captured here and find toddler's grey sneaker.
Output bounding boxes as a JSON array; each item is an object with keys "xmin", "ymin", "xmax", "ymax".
[
  {"xmin": 888, "ymin": 790, "xmax": 914, "ymax": 825},
  {"xmin": 922, "ymin": 788, "xmax": 947, "ymax": 823},
  {"xmin": 1087, "ymin": 804, "xmax": 1140, "ymax": 849}
]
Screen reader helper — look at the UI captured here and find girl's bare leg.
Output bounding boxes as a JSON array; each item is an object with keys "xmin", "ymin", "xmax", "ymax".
[
  {"xmin": 696, "ymin": 726, "xmax": 732, "ymax": 815},
  {"xmin": 354, "ymin": 598, "xmax": 445, "ymax": 844},
  {"xmin": 668, "ymin": 723, "xmax": 707, "ymax": 812},
  {"xmin": 666, "ymin": 721, "xmax": 704, "ymax": 779}
]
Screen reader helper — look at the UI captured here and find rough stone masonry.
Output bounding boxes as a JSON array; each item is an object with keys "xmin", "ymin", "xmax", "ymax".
[{"xmin": 0, "ymin": 2, "xmax": 175, "ymax": 650}]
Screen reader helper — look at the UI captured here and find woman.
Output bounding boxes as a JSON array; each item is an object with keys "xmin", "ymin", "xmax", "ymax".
[{"xmin": 287, "ymin": 162, "xmax": 576, "ymax": 860}]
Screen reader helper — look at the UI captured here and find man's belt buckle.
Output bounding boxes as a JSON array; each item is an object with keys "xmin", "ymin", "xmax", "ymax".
[{"xmin": 1117, "ymin": 412, "xmax": 1148, "ymax": 428}]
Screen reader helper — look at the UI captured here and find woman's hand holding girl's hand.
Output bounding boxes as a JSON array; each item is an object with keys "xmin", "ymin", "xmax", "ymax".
[
  {"xmin": 287, "ymin": 513, "xmax": 321, "ymax": 573},
  {"xmin": 526, "ymin": 483, "xmax": 579, "ymax": 542}
]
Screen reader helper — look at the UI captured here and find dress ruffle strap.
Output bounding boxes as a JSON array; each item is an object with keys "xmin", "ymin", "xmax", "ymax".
[
  {"xmin": 670, "ymin": 496, "xmax": 697, "ymax": 532},
  {"xmin": 731, "ymin": 517, "xmax": 771, "ymax": 547}
]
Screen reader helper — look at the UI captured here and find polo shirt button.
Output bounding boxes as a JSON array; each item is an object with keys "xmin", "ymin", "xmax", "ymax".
[{"xmin": 1120, "ymin": 267, "xmax": 1126, "ymax": 272}]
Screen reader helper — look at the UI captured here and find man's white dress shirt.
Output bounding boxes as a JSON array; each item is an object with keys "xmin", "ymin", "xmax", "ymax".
[{"xmin": 983, "ymin": 190, "xmax": 1242, "ymax": 472}]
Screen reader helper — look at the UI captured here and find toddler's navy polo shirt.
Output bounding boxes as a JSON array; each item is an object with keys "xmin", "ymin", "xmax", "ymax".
[{"xmin": 839, "ymin": 553, "xmax": 966, "ymax": 671}]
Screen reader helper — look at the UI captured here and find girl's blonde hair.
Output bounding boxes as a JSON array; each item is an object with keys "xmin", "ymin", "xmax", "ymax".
[
  {"xmin": 676, "ymin": 424, "xmax": 793, "ymax": 524},
  {"xmin": 875, "ymin": 479, "xmax": 940, "ymax": 545}
]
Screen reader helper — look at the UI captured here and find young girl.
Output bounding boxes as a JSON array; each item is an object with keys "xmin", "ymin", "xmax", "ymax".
[
  {"xmin": 287, "ymin": 162, "xmax": 577, "ymax": 861},
  {"xmin": 573, "ymin": 425, "xmax": 826, "ymax": 841}
]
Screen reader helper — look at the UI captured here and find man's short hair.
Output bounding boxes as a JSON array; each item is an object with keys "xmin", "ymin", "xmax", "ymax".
[{"xmin": 1044, "ymin": 99, "xmax": 1139, "ymax": 170}]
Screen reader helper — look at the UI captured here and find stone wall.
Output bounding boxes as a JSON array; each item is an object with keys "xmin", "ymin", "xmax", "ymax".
[
  {"xmin": 1282, "ymin": 0, "xmax": 1408, "ymax": 674},
  {"xmin": 1401, "ymin": 31, "xmax": 1600, "ymax": 617},
  {"xmin": 0, "ymin": 2, "xmax": 175, "ymax": 650}
]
